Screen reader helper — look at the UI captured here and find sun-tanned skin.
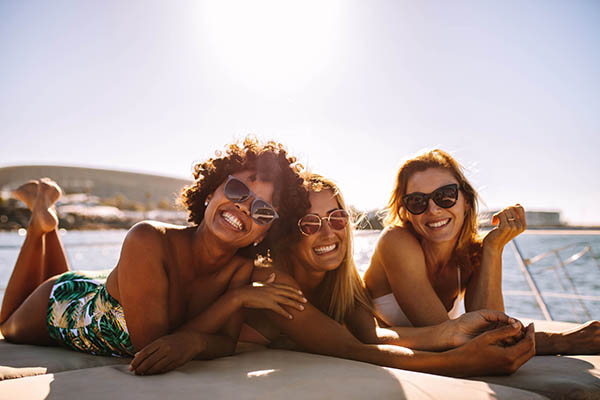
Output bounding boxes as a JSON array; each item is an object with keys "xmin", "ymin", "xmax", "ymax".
[
  {"xmin": 0, "ymin": 173, "xmax": 306, "ymax": 375},
  {"xmin": 364, "ymin": 167, "xmax": 600, "ymax": 355},
  {"xmin": 244, "ymin": 189, "xmax": 536, "ymax": 377}
]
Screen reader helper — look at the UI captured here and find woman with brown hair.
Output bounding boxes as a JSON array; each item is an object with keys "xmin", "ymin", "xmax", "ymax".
[
  {"xmin": 0, "ymin": 137, "xmax": 308, "ymax": 375},
  {"xmin": 364, "ymin": 149, "xmax": 600, "ymax": 355},
  {"xmin": 243, "ymin": 173, "xmax": 536, "ymax": 377}
]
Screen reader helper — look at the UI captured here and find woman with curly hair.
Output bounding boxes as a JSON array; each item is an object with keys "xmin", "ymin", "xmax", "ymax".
[
  {"xmin": 363, "ymin": 149, "xmax": 600, "ymax": 355},
  {"xmin": 0, "ymin": 137, "xmax": 308, "ymax": 375},
  {"xmin": 242, "ymin": 173, "xmax": 535, "ymax": 377}
]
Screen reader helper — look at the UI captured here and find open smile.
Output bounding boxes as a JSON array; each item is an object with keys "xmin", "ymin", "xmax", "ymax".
[
  {"xmin": 426, "ymin": 218, "xmax": 450, "ymax": 229},
  {"xmin": 221, "ymin": 210, "xmax": 245, "ymax": 231},
  {"xmin": 313, "ymin": 243, "xmax": 338, "ymax": 255}
]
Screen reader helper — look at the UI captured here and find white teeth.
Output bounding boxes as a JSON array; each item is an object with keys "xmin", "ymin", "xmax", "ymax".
[
  {"xmin": 427, "ymin": 219, "xmax": 450, "ymax": 229},
  {"xmin": 222, "ymin": 211, "xmax": 244, "ymax": 231},
  {"xmin": 314, "ymin": 244, "xmax": 337, "ymax": 255}
]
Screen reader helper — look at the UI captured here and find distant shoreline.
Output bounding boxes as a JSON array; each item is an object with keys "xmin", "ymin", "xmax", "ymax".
[
  {"xmin": 353, "ymin": 227, "xmax": 600, "ymax": 235},
  {"xmin": 521, "ymin": 228, "xmax": 600, "ymax": 235}
]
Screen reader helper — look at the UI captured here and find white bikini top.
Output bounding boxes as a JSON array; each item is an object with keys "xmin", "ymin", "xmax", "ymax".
[{"xmin": 373, "ymin": 267, "xmax": 463, "ymax": 327}]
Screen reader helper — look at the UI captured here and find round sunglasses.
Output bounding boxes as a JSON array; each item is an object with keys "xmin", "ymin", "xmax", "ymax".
[
  {"xmin": 223, "ymin": 175, "xmax": 279, "ymax": 225},
  {"xmin": 402, "ymin": 183, "xmax": 459, "ymax": 215},
  {"xmin": 298, "ymin": 209, "xmax": 349, "ymax": 236}
]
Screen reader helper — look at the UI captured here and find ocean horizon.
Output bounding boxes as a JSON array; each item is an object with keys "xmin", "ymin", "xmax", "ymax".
[{"xmin": 1, "ymin": 229, "xmax": 599, "ymax": 323}]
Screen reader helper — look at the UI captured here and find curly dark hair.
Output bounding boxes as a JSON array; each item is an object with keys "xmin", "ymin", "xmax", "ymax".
[{"xmin": 179, "ymin": 136, "xmax": 309, "ymax": 259}]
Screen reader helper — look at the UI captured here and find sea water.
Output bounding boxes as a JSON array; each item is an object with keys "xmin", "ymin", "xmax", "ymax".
[{"xmin": 1, "ymin": 230, "xmax": 599, "ymax": 323}]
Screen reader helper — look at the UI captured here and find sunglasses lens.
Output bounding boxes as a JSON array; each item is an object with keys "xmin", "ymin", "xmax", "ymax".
[
  {"xmin": 224, "ymin": 177, "xmax": 250, "ymax": 202},
  {"xmin": 299, "ymin": 214, "xmax": 321, "ymax": 235},
  {"xmin": 328, "ymin": 210, "xmax": 348, "ymax": 230},
  {"xmin": 251, "ymin": 200, "xmax": 277, "ymax": 225},
  {"xmin": 403, "ymin": 194, "xmax": 427, "ymax": 215},
  {"xmin": 433, "ymin": 185, "xmax": 458, "ymax": 208}
]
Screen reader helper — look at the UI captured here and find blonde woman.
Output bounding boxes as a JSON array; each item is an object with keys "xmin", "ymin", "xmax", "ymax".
[{"xmin": 242, "ymin": 173, "xmax": 535, "ymax": 377}]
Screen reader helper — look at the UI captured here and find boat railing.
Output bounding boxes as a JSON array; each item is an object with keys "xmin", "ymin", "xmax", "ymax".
[{"xmin": 508, "ymin": 239, "xmax": 600, "ymax": 322}]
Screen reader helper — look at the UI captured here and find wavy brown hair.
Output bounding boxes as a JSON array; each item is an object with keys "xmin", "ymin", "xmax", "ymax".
[
  {"xmin": 271, "ymin": 173, "xmax": 373, "ymax": 324},
  {"xmin": 179, "ymin": 136, "xmax": 306, "ymax": 259},
  {"xmin": 384, "ymin": 149, "xmax": 482, "ymax": 271}
]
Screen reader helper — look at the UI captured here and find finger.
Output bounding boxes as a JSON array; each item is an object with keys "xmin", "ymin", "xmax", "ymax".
[
  {"xmin": 269, "ymin": 304, "xmax": 294, "ymax": 320},
  {"xmin": 144, "ymin": 355, "xmax": 175, "ymax": 375},
  {"xmin": 134, "ymin": 349, "xmax": 169, "ymax": 375},
  {"xmin": 479, "ymin": 310, "xmax": 510, "ymax": 325},
  {"xmin": 273, "ymin": 295, "xmax": 305, "ymax": 311},
  {"xmin": 509, "ymin": 323, "xmax": 535, "ymax": 361},
  {"xmin": 515, "ymin": 204, "xmax": 526, "ymax": 221},
  {"xmin": 269, "ymin": 287, "xmax": 308, "ymax": 303},
  {"xmin": 267, "ymin": 282, "xmax": 304, "ymax": 295},
  {"xmin": 482, "ymin": 322, "xmax": 522, "ymax": 344},
  {"xmin": 492, "ymin": 213, "xmax": 500, "ymax": 226},
  {"xmin": 129, "ymin": 343, "xmax": 160, "ymax": 371}
]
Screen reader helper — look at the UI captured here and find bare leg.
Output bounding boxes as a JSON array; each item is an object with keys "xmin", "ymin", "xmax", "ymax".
[
  {"xmin": 11, "ymin": 179, "xmax": 68, "ymax": 279},
  {"xmin": 43, "ymin": 229, "xmax": 70, "ymax": 277},
  {"xmin": 0, "ymin": 179, "xmax": 61, "ymax": 323}
]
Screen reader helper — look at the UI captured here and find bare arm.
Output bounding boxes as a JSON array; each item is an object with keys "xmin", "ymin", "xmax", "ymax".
[
  {"xmin": 465, "ymin": 205, "xmax": 525, "ymax": 312},
  {"xmin": 116, "ymin": 222, "xmax": 171, "ymax": 351},
  {"xmin": 130, "ymin": 263, "xmax": 305, "ymax": 375},
  {"xmin": 345, "ymin": 304, "xmax": 451, "ymax": 351},
  {"xmin": 266, "ymin": 272, "xmax": 535, "ymax": 377},
  {"xmin": 372, "ymin": 227, "xmax": 449, "ymax": 326},
  {"xmin": 347, "ymin": 304, "xmax": 520, "ymax": 352}
]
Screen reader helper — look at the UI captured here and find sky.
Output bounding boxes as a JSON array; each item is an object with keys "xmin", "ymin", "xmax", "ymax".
[{"xmin": 1, "ymin": 1, "xmax": 599, "ymax": 225}]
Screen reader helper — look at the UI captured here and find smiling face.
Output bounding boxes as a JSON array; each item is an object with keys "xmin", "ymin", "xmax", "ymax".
[
  {"xmin": 291, "ymin": 189, "xmax": 348, "ymax": 274},
  {"xmin": 203, "ymin": 169, "xmax": 276, "ymax": 248},
  {"xmin": 405, "ymin": 168, "xmax": 468, "ymax": 245}
]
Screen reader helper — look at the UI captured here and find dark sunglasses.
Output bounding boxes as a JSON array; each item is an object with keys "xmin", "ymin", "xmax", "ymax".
[
  {"xmin": 298, "ymin": 209, "xmax": 349, "ymax": 236},
  {"xmin": 402, "ymin": 184, "xmax": 459, "ymax": 215},
  {"xmin": 223, "ymin": 175, "xmax": 279, "ymax": 225}
]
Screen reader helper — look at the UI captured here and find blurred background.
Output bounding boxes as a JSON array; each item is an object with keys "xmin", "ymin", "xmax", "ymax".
[{"xmin": 2, "ymin": 0, "xmax": 599, "ymax": 227}]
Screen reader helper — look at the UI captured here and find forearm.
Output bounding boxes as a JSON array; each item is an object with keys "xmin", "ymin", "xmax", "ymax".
[
  {"xmin": 374, "ymin": 323, "xmax": 453, "ymax": 351},
  {"xmin": 193, "ymin": 332, "xmax": 237, "ymax": 359},
  {"xmin": 344, "ymin": 342, "xmax": 469, "ymax": 377},
  {"xmin": 178, "ymin": 291, "xmax": 241, "ymax": 335},
  {"xmin": 534, "ymin": 331, "xmax": 565, "ymax": 355},
  {"xmin": 467, "ymin": 247, "xmax": 504, "ymax": 311}
]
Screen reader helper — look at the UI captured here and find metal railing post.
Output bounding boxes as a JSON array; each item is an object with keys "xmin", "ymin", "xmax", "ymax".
[{"xmin": 510, "ymin": 240, "xmax": 553, "ymax": 321}]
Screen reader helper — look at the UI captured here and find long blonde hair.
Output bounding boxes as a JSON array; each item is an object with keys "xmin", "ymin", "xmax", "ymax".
[
  {"xmin": 271, "ymin": 173, "xmax": 373, "ymax": 323},
  {"xmin": 384, "ymin": 149, "xmax": 482, "ymax": 270}
]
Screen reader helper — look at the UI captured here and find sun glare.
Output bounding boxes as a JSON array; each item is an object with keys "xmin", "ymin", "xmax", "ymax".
[{"xmin": 200, "ymin": 0, "xmax": 344, "ymax": 92}]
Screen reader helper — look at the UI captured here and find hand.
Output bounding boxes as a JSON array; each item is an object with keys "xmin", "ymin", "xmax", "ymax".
[
  {"xmin": 448, "ymin": 310, "xmax": 521, "ymax": 348},
  {"xmin": 455, "ymin": 322, "xmax": 535, "ymax": 377},
  {"xmin": 233, "ymin": 273, "xmax": 307, "ymax": 319},
  {"xmin": 129, "ymin": 331, "xmax": 204, "ymax": 375},
  {"xmin": 483, "ymin": 204, "xmax": 526, "ymax": 252},
  {"xmin": 555, "ymin": 320, "xmax": 600, "ymax": 355}
]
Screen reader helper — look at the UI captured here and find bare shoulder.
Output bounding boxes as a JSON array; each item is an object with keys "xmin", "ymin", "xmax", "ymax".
[
  {"xmin": 126, "ymin": 220, "xmax": 188, "ymax": 239},
  {"xmin": 376, "ymin": 226, "xmax": 422, "ymax": 256},
  {"xmin": 126, "ymin": 220, "xmax": 167, "ymax": 240},
  {"xmin": 118, "ymin": 221, "xmax": 170, "ymax": 269},
  {"xmin": 252, "ymin": 265, "xmax": 300, "ymax": 289}
]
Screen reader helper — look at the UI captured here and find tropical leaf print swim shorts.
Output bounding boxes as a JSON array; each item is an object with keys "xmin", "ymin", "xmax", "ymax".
[{"xmin": 47, "ymin": 271, "xmax": 135, "ymax": 357}]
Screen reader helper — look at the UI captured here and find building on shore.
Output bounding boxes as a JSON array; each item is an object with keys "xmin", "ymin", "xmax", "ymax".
[{"xmin": 478, "ymin": 210, "xmax": 562, "ymax": 228}]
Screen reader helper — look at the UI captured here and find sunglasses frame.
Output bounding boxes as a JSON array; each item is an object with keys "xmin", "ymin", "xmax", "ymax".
[
  {"xmin": 402, "ymin": 183, "xmax": 460, "ymax": 215},
  {"xmin": 298, "ymin": 209, "xmax": 349, "ymax": 236},
  {"xmin": 223, "ymin": 175, "xmax": 279, "ymax": 226}
]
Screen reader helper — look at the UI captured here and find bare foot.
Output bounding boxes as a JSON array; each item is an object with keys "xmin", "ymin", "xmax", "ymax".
[
  {"xmin": 29, "ymin": 178, "xmax": 62, "ymax": 234},
  {"xmin": 12, "ymin": 180, "xmax": 39, "ymax": 210}
]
